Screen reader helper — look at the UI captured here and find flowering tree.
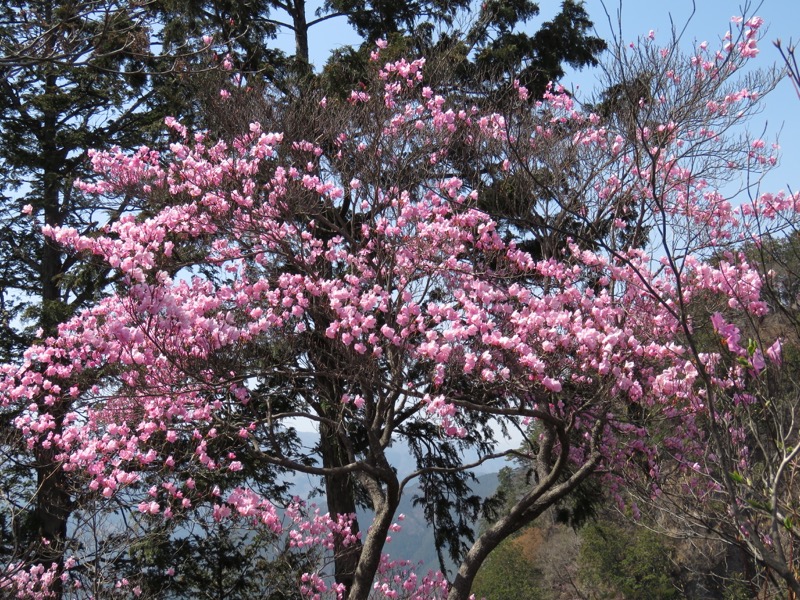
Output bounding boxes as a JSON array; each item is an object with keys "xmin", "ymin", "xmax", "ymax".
[
  {"xmin": 2, "ymin": 13, "xmax": 798, "ymax": 600},
  {"xmin": 0, "ymin": 2, "xmax": 609, "ymax": 589},
  {"xmin": 619, "ymin": 31, "xmax": 800, "ymax": 594},
  {"xmin": 588, "ymin": 18, "xmax": 800, "ymax": 596}
]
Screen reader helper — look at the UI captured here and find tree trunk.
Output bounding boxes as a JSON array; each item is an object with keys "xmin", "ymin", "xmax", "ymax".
[
  {"xmin": 347, "ymin": 500, "xmax": 395, "ymax": 600},
  {"xmin": 32, "ymin": 426, "xmax": 70, "ymax": 599},
  {"xmin": 447, "ymin": 497, "xmax": 549, "ymax": 600},
  {"xmin": 320, "ymin": 421, "xmax": 363, "ymax": 593},
  {"xmin": 30, "ymin": 37, "xmax": 71, "ymax": 595},
  {"xmin": 346, "ymin": 465, "xmax": 399, "ymax": 600},
  {"xmin": 448, "ymin": 425, "xmax": 602, "ymax": 600},
  {"xmin": 290, "ymin": 0, "xmax": 310, "ymax": 69}
]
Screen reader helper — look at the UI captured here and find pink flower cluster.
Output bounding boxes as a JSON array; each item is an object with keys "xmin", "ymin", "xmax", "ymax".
[{"xmin": 1, "ymin": 15, "xmax": 791, "ymax": 597}]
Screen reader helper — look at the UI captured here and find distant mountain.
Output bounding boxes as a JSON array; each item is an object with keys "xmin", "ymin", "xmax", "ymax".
[
  {"xmin": 287, "ymin": 431, "xmax": 504, "ymax": 573},
  {"xmin": 379, "ymin": 472, "xmax": 500, "ymax": 575}
]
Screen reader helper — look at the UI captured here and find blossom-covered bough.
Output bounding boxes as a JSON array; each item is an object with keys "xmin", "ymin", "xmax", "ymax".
[{"xmin": 3, "ymin": 13, "xmax": 799, "ymax": 599}]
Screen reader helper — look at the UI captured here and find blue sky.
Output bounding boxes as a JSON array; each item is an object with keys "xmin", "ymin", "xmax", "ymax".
[
  {"xmin": 273, "ymin": 0, "xmax": 800, "ymax": 196},
  {"xmin": 580, "ymin": 0, "xmax": 800, "ymax": 195}
]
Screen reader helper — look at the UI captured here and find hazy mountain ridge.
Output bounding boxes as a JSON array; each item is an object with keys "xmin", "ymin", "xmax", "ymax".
[{"xmin": 290, "ymin": 431, "xmax": 503, "ymax": 573}]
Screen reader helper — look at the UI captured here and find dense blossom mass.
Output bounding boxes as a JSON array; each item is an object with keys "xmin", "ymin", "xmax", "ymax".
[{"xmin": 2, "ymin": 14, "xmax": 799, "ymax": 599}]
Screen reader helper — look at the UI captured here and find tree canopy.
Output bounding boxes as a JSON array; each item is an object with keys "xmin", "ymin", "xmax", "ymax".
[
  {"xmin": 4, "ymin": 4, "xmax": 800, "ymax": 600},
  {"xmin": 0, "ymin": 2, "xmax": 611, "ymax": 596},
  {"xmin": 4, "ymin": 11, "xmax": 800, "ymax": 599}
]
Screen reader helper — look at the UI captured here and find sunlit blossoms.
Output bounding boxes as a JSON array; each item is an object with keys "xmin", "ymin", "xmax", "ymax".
[{"xmin": 3, "ymin": 14, "xmax": 800, "ymax": 599}]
